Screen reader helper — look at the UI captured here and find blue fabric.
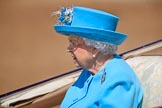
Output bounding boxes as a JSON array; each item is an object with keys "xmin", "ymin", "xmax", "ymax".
[{"xmin": 60, "ymin": 55, "xmax": 143, "ymax": 108}]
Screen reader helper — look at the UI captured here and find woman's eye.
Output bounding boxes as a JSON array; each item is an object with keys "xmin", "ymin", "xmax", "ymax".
[{"xmin": 71, "ymin": 41, "xmax": 77, "ymax": 46}]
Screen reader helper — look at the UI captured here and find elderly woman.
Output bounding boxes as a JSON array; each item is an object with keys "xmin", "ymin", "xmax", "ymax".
[{"xmin": 54, "ymin": 6, "xmax": 143, "ymax": 108}]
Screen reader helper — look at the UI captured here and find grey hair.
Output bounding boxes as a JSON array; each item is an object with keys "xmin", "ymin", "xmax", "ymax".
[{"xmin": 83, "ymin": 38, "xmax": 117, "ymax": 55}]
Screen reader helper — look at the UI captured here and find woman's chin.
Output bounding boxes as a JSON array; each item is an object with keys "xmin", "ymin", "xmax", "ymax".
[
  {"xmin": 75, "ymin": 65, "xmax": 81, "ymax": 68},
  {"xmin": 73, "ymin": 60, "xmax": 81, "ymax": 67}
]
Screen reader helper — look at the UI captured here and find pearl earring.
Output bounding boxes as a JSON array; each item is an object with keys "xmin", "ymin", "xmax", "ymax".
[{"xmin": 92, "ymin": 54, "xmax": 96, "ymax": 58}]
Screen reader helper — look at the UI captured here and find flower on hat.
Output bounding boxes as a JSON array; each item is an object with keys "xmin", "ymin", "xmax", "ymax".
[{"xmin": 53, "ymin": 7, "xmax": 73, "ymax": 25}]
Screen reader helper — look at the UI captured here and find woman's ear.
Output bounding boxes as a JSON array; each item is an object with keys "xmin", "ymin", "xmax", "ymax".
[{"xmin": 91, "ymin": 47, "xmax": 100, "ymax": 58}]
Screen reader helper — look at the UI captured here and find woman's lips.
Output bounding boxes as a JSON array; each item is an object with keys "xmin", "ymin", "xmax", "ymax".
[
  {"xmin": 71, "ymin": 54, "xmax": 80, "ymax": 67},
  {"xmin": 71, "ymin": 54, "xmax": 77, "ymax": 62},
  {"xmin": 72, "ymin": 55, "xmax": 76, "ymax": 60}
]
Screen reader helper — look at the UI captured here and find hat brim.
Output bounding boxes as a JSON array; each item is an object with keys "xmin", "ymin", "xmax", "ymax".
[{"xmin": 54, "ymin": 25, "xmax": 127, "ymax": 45}]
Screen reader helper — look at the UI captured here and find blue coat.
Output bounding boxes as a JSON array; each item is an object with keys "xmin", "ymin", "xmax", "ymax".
[{"xmin": 61, "ymin": 55, "xmax": 143, "ymax": 108}]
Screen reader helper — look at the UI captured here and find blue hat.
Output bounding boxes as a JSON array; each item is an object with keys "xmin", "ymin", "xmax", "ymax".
[{"xmin": 54, "ymin": 6, "xmax": 127, "ymax": 45}]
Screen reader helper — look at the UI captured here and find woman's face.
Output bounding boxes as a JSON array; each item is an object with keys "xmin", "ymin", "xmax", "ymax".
[{"xmin": 67, "ymin": 36, "xmax": 94, "ymax": 69}]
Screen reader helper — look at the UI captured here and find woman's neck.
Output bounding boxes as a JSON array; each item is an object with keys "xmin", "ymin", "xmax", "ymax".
[{"xmin": 88, "ymin": 54, "xmax": 113, "ymax": 75}]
